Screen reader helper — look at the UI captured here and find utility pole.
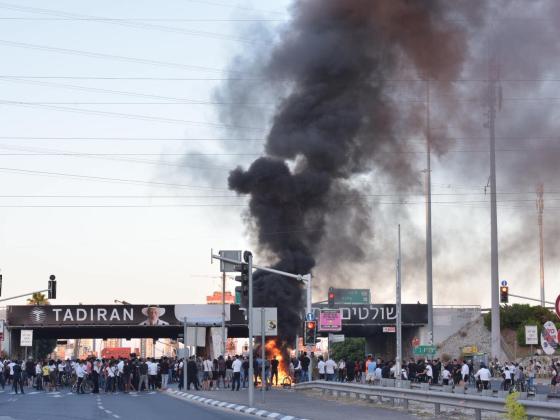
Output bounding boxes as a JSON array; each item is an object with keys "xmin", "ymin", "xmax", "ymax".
[
  {"xmin": 536, "ymin": 183, "xmax": 545, "ymax": 306},
  {"xmin": 488, "ymin": 58, "xmax": 501, "ymax": 361},
  {"xmin": 395, "ymin": 225, "xmax": 402, "ymax": 376},
  {"xmin": 247, "ymin": 252, "xmax": 254, "ymax": 407},
  {"xmin": 221, "ymin": 271, "xmax": 227, "ymax": 356},
  {"xmin": 425, "ymin": 78, "xmax": 434, "ymax": 345}
]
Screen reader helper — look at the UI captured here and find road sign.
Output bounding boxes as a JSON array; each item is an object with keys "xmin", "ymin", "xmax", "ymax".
[
  {"xmin": 330, "ymin": 288, "xmax": 370, "ymax": 305},
  {"xmin": 185, "ymin": 327, "xmax": 206, "ymax": 347},
  {"xmin": 525, "ymin": 325, "xmax": 538, "ymax": 345},
  {"xmin": 541, "ymin": 321, "xmax": 558, "ymax": 355},
  {"xmin": 252, "ymin": 307, "xmax": 278, "ymax": 336},
  {"xmin": 318, "ymin": 309, "xmax": 342, "ymax": 332},
  {"xmin": 329, "ymin": 333, "xmax": 345, "ymax": 343},
  {"xmin": 413, "ymin": 345, "xmax": 437, "ymax": 356},
  {"xmin": 501, "ymin": 280, "xmax": 508, "ymax": 286},
  {"xmin": 305, "ymin": 312, "xmax": 315, "ymax": 321},
  {"xmin": 20, "ymin": 329, "xmax": 33, "ymax": 347},
  {"xmin": 555, "ymin": 294, "xmax": 560, "ymax": 319},
  {"xmin": 461, "ymin": 345, "xmax": 478, "ymax": 354},
  {"xmin": 412, "ymin": 337, "xmax": 420, "ymax": 347},
  {"xmin": 382, "ymin": 326, "xmax": 396, "ymax": 333},
  {"xmin": 219, "ymin": 250, "xmax": 243, "ymax": 272}
]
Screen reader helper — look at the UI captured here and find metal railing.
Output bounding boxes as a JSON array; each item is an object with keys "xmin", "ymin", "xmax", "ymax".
[{"xmin": 294, "ymin": 380, "xmax": 560, "ymax": 420}]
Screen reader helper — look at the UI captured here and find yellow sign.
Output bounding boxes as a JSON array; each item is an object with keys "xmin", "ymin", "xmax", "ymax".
[{"xmin": 462, "ymin": 345, "xmax": 478, "ymax": 354}]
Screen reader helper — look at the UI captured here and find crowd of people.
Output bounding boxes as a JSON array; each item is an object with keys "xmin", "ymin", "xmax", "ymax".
[
  {"xmin": 0, "ymin": 355, "xmax": 181, "ymax": 394},
  {"xmin": 2, "ymin": 353, "xmax": 559, "ymax": 396}
]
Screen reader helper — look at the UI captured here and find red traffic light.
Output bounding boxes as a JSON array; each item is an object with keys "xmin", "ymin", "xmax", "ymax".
[
  {"xmin": 500, "ymin": 286, "xmax": 508, "ymax": 293},
  {"xmin": 328, "ymin": 292, "xmax": 334, "ymax": 299},
  {"xmin": 306, "ymin": 321, "xmax": 316, "ymax": 330}
]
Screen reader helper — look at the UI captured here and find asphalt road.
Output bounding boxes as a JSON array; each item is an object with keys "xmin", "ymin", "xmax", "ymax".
[{"xmin": 0, "ymin": 387, "xmax": 248, "ymax": 420}]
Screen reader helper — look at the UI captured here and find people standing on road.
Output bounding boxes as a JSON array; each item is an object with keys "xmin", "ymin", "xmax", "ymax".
[
  {"xmin": 325, "ymin": 356, "xmax": 336, "ymax": 382},
  {"xmin": 138, "ymin": 358, "xmax": 149, "ymax": 392},
  {"xmin": 92, "ymin": 359, "xmax": 101, "ymax": 394},
  {"xmin": 460, "ymin": 360, "xmax": 470, "ymax": 387},
  {"xmin": 217, "ymin": 355, "xmax": 226, "ymax": 389},
  {"xmin": 293, "ymin": 357, "xmax": 301, "ymax": 383},
  {"xmin": 317, "ymin": 356, "xmax": 325, "ymax": 380},
  {"xmin": 475, "ymin": 363, "xmax": 491, "ymax": 390},
  {"xmin": 75, "ymin": 360, "xmax": 86, "ymax": 394},
  {"xmin": 441, "ymin": 367, "xmax": 451, "ymax": 386},
  {"xmin": 337, "ymin": 359, "xmax": 345, "ymax": 382},
  {"xmin": 42, "ymin": 362, "xmax": 51, "ymax": 391},
  {"xmin": 187, "ymin": 356, "xmax": 199, "ymax": 391},
  {"xmin": 12, "ymin": 360, "xmax": 24, "ymax": 394},
  {"xmin": 365, "ymin": 356, "xmax": 376, "ymax": 384},
  {"xmin": 300, "ymin": 352, "xmax": 310, "ymax": 383},
  {"xmin": 231, "ymin": 355, "xmax": 242, "ymax": 391},
  {"xmin": 270, "ymin": 356, "xmax": 279, "ymax": 386},
  {"xmin": 502, "ymin": 366, "xmax": 512, "ymax": 391},
  {"xmin": 159, "ymin": 357, "xmax": 170, "ymax": 391},
  {"xmin": 105, "ymin": 361, "xmax": 116, "ymax": 393},
  {"xmin": 225, "ymin": 356, "xmax": 233, "ymax": 388},
  {"xmin": 241, "ymin": 356, "xmax": 249, "ymax": 388},
  {"xmin": 148, "ymin": 358, "xmax": 157, "ymax": 391},
  {"xmin": 202, "ymin": 356, "xmax": 213, "ymax": 391}
]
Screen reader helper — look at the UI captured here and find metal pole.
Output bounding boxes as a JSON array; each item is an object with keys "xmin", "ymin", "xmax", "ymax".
[
  {"xmin": 425, "ymin": 79, "xmax": 434, "ymax": 345},
  {"xmin": 222, "ymin": 271, "xmax": 227, "ymax": 356},
  {"xmin": 295, "ymin": 334, "xmax": 299, "ymax": 358},
  {"xmin": 261, "ymin": 307, "xmax": 265, "ymax": 401},
  {"xmin": 0, "ymin": 289, "xmax": 49, "ymax": 303},
  {"xmin": 305, "ymin": 275, "xmax": 312, "ymax": 366},
  {"xmin": 488, "ymin": 60, "xmax": 501, "ymax": 361},
  {"xmin": 508, "ymin": 293, "xmax": 555, "ymax": 306},
  {"xmin": 183, "ymin": 317, "xmax": 188, "ymax": 390},
  {"xmin": 396, "ymin": 225, "xmax": 402, "ymax": 377},
  {"xmin": 247, "ymin": 253, "xmax": 254, "ymax": 407},
  {"xmin": 536, "ymin": 184, "xmax": 545, "ymax": 306}
]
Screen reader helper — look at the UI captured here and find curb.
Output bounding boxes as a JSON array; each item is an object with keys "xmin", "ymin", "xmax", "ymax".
[{"xmin": 166, "ymin": 389, "xmax": 310, "ymax": 420}]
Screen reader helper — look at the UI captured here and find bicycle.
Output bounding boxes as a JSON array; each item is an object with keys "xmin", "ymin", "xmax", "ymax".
[{"xmin": 72, "ymin": 374, "xmax": 94, "ymax": 394}]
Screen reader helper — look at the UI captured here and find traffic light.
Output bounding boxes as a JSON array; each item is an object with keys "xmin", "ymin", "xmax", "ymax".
[
  {"xmin": 500, "ymin": 286, "xmax": 508, "ymax": 303},
  {"xmin": 234, "ymin": 263, "xmax": 249, "ymax": 309},
  {"xmin": 328, "ymin": 287, "xmax": 335, "ymax": 308},
  {"xmin": 303, "ymin": 320, "xmax": 317, "ymax": 346},
  {"xmin": 48, "ymin": 274, "xmax": 57, "ymax": 299}
]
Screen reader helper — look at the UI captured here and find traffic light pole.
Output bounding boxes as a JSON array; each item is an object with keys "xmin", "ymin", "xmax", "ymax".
[
  {"xmin": 0, "ymin": 288, "xmax": 49, "ymax": 303},
  {"xmin": 509, "ymin": 293, "xmax": 555, "ymax": 306},
  {"xmin": 247, "ymin": 252, "xmax": 254, "ymax": 407}
]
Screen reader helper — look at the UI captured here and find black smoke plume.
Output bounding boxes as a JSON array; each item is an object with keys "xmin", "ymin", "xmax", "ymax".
[{"xmin": 225, "ymin": 0, "xmax": 484, "ymax": 345}]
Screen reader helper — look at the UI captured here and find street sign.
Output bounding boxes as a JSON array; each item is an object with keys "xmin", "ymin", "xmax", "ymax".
[
  {"xmin": 461, "ymin": 345, "xmax": 478, "ymax": 354},
  {"xmin": 525, "ymin": 325, "xmax": 538, "ymax": 345},
  {"xmin": 555, "ymin": 294, "xmax": 560, "ymax": 319},
  {"xmin": 329, "ymin": 333, "xmax": 345, "ymax": 343},
  {"xmin": 541, "ymin": 321, "xmax": 558, "ymax": 355},
  {"xmin": 413, "ymin": 345, "xmax": 437, "ymax": 356},
  {"xmin": 501, "ymin": 280, "xmax": 508, "ymax": 286},
  {"xmin": 305, "ymin": 312, "xmax": 315, "ymax": 321},
  {"xmin": 318, "ymin": 309, "xmax": 342, "ymax": 332},
  {"xmin": 330, "ymin": 288, "xmax": 370, "ymax": 305},
  {"xmin": 20, "ymin": 329, "xmax": 33, "ymax": 347},
  {"xmin": 252, "ymin": 308, "xmax": 278, "ymax": 336},
  {"xmin": 219, "ymin": 250, "xmax": 243, "ymax": 273},
  {"xmin": 382, "ymin": 326, "xmax": 396, "ymax": 333}
]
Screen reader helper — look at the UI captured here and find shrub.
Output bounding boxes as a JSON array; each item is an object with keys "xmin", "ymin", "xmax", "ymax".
[{"xmin": 505, "ymin": 392, "xmax": 527, "ymax": 420}]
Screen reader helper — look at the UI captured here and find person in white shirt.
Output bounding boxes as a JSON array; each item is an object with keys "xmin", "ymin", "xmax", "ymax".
[
  {"xmin": 325, "ymin": 357, "xmax": 336, "ymax": 381},
  {"xmin": 441, "ymin": 368, "xmax": 451, "ymax": 386},
  {"xmin": 231, "ymin": 355, "xmax": 242, "ymax": 391},
  {"xmin": 74, "ymin": 361, "xmax": 86, "ymax": 394},
  {"xmin": 503, "ymin": 366, "xmax": 512, "ymax": 391},
  {"xmin": 461, "ymin": 361, "xmax": 470, "ymax": 385},
  {"xmin": 317, "ymin": 357, "xmax": 326, "ymax": 380},
  {"xmin": 203, "ymin": 357, "xmax": 213, "ymax": 390},
  {"xmin": 337, "ymin": 360, "xmax": 346, "ymax": 382},
  {"xmin": 148, "ymin": 359, "xmax": 158, "ymax": 391},
  {"xmin": 425, "ymin": 364, "xmax": 433, "ymax": 384},
  {"xmin": 475, "ymin": 364, "xmax": 491, "ymax": 390},
  {"xmin": 374, "ymin": 366, "xmax": 382, "ymax": 382}
]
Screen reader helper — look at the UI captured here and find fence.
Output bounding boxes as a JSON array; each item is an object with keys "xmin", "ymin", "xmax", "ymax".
[{"xmin": 294, "ymin": 380, "xmax": 560, "ymax": 420}]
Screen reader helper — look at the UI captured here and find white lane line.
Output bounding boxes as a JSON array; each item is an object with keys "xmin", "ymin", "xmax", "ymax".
[
  {"xmin": 105, "ymin": 410, "xmax": 113, "ymax": 414},
  {"xmin": 113, "ymin": 415, "xmax": 120, "ymax": 419}
]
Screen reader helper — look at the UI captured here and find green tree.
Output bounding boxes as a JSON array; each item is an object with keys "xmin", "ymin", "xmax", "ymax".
[
  {"xmin": 26, "ymin": 292, "xmax": 49, "ymax": 306},
  {"xmin": 330, "ymin": 338, "xmax": 365, "ymax": 362}
]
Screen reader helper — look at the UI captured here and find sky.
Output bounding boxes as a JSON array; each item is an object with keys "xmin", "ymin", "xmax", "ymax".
[{"xmin": 0, "ymin": 0, "xmax": 559, "ymax": 309}]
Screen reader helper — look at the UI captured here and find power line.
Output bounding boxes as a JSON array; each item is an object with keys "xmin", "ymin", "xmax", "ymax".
[
  {"xmin": 0, "ymin": 136, "xmax": 263, "ymax": 142},
  {"xmin": 0, "ymin": 40, "xmax": 235, "ymax": 74},
  {"xmin": 0, "ymin": 100, "xmax": 265, "ymax": 131},
  {"xmin": 0, "ymin": 2, "xmax": 258, "ymax": 44}
]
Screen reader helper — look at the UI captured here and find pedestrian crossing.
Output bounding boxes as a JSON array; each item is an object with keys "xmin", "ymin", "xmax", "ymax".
[{"xmin": 0, "ymin": 389, "xmax": 158, "ymax": 398}]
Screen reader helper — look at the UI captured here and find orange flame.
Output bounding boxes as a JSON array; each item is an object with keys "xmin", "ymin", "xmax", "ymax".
[{"xmin": 265, "ymin": 338, "xmax": 291, "ymax": 386}]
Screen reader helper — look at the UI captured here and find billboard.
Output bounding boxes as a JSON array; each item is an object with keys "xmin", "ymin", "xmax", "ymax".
[
  {"xmin": 541, "ymin": 321, "xmax": 558, "ymax": 355},
  {"xmin": 6, "ymin": 304, "xmax": 230, "ymax": 327},
  {"xmin": 318, "ymin": 309, "xmax": 342, "ymax": 332},
  {"xmin": 312, "ymin": 304, "xmax": 428, "ymax": 326}
]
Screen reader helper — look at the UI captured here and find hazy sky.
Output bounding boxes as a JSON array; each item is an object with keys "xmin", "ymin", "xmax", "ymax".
[{"xmin": 0, "ymin": 0, "xmax": 558, "ymax": 309}]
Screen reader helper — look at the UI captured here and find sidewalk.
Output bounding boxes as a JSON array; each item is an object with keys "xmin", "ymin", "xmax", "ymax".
[{"xmin": 175, "ymin": 385, "xmax": 416, "ymax": 420}]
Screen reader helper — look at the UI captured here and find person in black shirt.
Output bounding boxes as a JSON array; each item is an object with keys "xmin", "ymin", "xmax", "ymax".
[
  {"xmin": 186, "ymin": 357, "xmax": 199, "ymax": 390},
  {"xmin": 270, "ymin": 357, "xmax": 279, "ymax": 386},
  {"xmin": 12, "ymin": 361, "xmax": 24, "ymax": 394}
]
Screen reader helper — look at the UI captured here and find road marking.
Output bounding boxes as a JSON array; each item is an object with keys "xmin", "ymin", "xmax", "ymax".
[
  {"xmin": 27, "ymin": 391, "xmax": 40, "ymax": 395},
  {"xmin": 113, "ymin": 415, "xmax": 120, "ymax": 419},
  {"xmin": 105, "ymin": 410, "xmax": 113, "ymax": 414},
  {"xmin": 99, "ymin": 406, "xmax": 104, "ymax": 410}
]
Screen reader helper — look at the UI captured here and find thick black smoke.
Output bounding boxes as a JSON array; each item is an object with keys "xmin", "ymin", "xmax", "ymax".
[{"xmin": 225, "ymin": 0, "xmax": 484, "ymax": 343}]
